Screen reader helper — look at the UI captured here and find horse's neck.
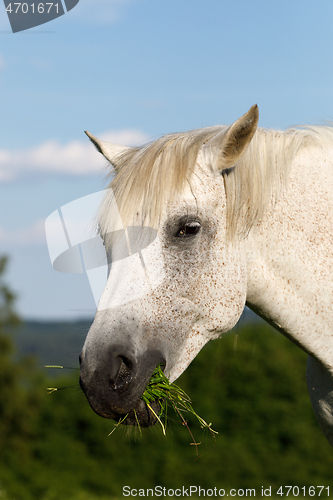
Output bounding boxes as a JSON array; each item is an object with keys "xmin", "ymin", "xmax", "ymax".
[{"xmin": 245, "ymin": 143, "xmax": 333, "ymax": 372}]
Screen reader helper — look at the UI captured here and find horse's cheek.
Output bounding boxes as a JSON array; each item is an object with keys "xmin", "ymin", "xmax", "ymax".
[{"xmin": 196, "ymin": 249, "xmax": 247, "ymax": 337}]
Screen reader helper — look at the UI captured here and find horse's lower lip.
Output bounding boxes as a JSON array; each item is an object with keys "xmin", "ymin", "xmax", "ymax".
[{"xmin": 116, "ymin": 399, "xmax": 162, "ymax": 427}]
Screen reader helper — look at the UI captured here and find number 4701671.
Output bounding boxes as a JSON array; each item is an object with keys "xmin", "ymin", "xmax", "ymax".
[
  {"xmin": 277, "ymin": 486, "xmax": 330, "ymax": 497},
  {"xmin": 5, "ymin": 3, "xmax": 59, "ymax": 14}
]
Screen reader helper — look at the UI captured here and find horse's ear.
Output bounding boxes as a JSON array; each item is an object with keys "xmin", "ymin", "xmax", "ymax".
[
  {"xmin": 209, "ymin": 105, "xmax": 259, "ymax": 171},
  {"xmin": 85, "ymin": 131, "xmax": 133, "ymax": 167}
]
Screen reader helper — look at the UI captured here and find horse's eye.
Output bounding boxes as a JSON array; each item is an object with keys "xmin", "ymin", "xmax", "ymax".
[{"xmin": 176, "ymin": 221, "xmax": 201, "ymax": 238}]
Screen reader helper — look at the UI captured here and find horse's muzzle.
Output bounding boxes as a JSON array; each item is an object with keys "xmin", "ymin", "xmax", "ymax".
[{"xmin": 79, "ymin": 345, "xmax": 165, "ymax": 427}]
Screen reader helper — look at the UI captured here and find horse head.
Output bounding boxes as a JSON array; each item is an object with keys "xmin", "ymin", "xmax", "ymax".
[{"xmin": 79, "ymin": 105, "xmax": 259, "ymax": 426}]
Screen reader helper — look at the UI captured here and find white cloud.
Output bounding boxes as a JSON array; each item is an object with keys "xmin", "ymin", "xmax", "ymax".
[
  {"xmin": 0, "ymin": 129, "xmax": 149, "ymax": 182},
  {"xmin": 0, "ymin": 219, "xmax": 46, "ymax": 247}
]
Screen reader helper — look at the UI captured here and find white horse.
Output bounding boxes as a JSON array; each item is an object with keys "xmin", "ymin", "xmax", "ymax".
[{"xmin": 79, "ymin": 105, "xmax": 333, "ymax": 446}]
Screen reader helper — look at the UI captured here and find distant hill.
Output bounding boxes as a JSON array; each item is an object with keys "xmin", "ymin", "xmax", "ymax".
[
  {"xmin": 12, "ymin": 319, "xmax": 93, "ymax": 375},
  {"xmin": 11, "ymin": 307, "xmax": 258, "ymax": 376}
]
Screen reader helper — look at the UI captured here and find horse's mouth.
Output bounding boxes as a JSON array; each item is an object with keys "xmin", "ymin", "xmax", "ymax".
[
  {"xmin": 115, "ymin": 399, "xmax": 162, "ymax": 427},
  {"xmin": 80, "ymin": 347, "xmax": 166, "ymax": 428},
  {"xmin": 80, "ymin": 382, "xmax": 163, "ymax": 427}
]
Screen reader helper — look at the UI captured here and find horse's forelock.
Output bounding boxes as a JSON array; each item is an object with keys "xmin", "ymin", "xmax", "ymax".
[{"xmin": 97, "ymin": 127, "xmax": 223, "ymax": 236}]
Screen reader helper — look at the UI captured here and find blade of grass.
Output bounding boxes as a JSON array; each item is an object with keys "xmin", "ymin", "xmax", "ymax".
[
  {"xmin": 108, "ymin": 413, "xmax": 129, "ymax": 436},
  {"xmin": 146, "ymin": 403, "xmax": 166, "ymax": 436}
]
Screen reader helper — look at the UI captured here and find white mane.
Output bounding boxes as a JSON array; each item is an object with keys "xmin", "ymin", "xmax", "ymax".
[{"xmin": 98, "ymin": 125, "xmax": 333, "ymax": 239}]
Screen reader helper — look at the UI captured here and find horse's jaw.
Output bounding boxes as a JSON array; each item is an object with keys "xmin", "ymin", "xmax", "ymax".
[{"xmin": 79, "ymin": 272, "xmax": 245, "ymax": 426}]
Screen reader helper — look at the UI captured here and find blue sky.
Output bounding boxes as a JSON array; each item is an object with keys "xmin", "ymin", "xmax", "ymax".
[{"xmin": 0, "ymin": 0, "xmax": 332, "ymax": 319}]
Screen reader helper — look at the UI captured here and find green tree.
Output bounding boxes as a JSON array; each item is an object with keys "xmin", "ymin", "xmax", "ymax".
[
  {"xmin": 0, "ymin": 257, "xmax": 43, "ymax": 499},
  {"xmin": 0, "ymin": 256, "xmax": 20, "ymax": 327},
  {"xmin": 0, "ymin": 255, "xmax": 23, "ymax": 452}
]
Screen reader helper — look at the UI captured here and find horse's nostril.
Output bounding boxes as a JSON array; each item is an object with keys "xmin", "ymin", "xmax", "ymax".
[
  {"xmin": 119, "ymin": 354, "xmax": 133, "ymax": 370},
  {"xmin": 113, "ymin": 355, "xmax": 134, "ymax": 391}
]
